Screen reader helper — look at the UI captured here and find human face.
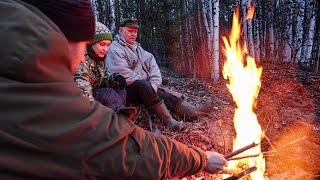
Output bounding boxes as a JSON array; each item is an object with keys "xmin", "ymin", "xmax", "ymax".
[
  {"xmin": 120, "ymin": 26, "xmax": 138, "ymax": 45},
  {"xmin": 68, "ymin": 41, "xmax": 88, "ymax": 74},
  {"xmin": 91, "ymin": 39, "xmax": 112, "ymax": 58}
]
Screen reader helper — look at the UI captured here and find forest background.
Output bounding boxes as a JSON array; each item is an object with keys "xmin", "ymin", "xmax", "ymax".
[{"xmin": 92, "ymin": 0, "xmax": 319, "ymax": 81}]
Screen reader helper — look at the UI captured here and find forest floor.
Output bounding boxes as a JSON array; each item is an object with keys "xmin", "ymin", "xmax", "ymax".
[{"xmin": 134, "ymin": 61, "xmax": 320, "ymax": 180}]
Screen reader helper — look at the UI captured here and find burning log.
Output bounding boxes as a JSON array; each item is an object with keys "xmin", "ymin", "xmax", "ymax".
[
  {"xmin": 220, "ymin": 143, "xmax": 261, "ymax": 178},
  {"xmin": 223, "ymin": 166, "xmax": 257, "ymax": 180},
  {"xmin": 218, "ymin": 168, "xmax": 242, "ymax": 175},
  {"xmin": 227, "ymin": 150, "xmax": 278, "ymax": 161},
  {"xmin": 224, "ymin": 136, "xmax": 307, "ymax": 161},
  {"xmin": 227, "ymin": 154, "xmax": 260, "ymax": 161},
  {"xmin": 224, "ymin": 142, "xmax": 259, "ymax": 160}
]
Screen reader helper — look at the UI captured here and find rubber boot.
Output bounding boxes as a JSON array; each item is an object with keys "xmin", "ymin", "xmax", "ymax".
[
  {"xmin": 175, "ymin": 100, "xmax": 212, "ymax": 121},
  {"xmin": 150, "ymin": 100, "xmax": 184, "ymax": 131}
]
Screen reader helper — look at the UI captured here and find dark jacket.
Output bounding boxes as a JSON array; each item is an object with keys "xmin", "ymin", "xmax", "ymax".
[{"xmin": 0, "ymin": 0, "xmax": 206, "ymax": 179}]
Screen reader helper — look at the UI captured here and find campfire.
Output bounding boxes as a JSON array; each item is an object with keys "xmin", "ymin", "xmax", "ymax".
[{"xmin": 222, "ymin": 5, "xmax": 266, "ymax": 179}]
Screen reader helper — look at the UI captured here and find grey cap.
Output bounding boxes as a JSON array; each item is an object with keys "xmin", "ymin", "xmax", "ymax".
[{"xmin": 121, "ymin": 18, "xmax": 139, "ymax": 28}]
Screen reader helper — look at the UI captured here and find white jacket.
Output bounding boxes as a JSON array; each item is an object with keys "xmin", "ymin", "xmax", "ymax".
[{"xmin": 106, "ymin": 34, "xmax": 162, "ymax": 87}]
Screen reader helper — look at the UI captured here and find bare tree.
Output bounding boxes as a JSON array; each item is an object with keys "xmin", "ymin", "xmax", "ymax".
[
  {"xmin": 267, "ymin": 0, "xmax": 275, "ymax": 61},
  {"xmin": 109, "ymin": 0, "xmax": 116, "ymax": 34},
  {"xmin": 212, "ymin": 0, "xmax": 220, "ymax": 82},
  {"xmin": 246, "ymin": 1, "xmax": 255, "ymax": 58},
  {"xmin": 294, "ymin": 0, "xmax": 306, "ymax": 62},
  {"xmin": 253, "ymin": 1, "xmax": 261, "ymax": 62},
  {"xmin": 300, "ymin": 0, "xmax": 316, "ymax": 64}
]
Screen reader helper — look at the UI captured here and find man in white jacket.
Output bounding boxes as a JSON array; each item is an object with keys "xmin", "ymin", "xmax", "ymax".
[{"xmin": 107, "ymin": 18, "xmax": 211, "ymax": 131}]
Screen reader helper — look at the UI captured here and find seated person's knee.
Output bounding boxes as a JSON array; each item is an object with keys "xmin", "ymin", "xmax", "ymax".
[{"xmin": 131, "ymin": 80, "xmax": 154, "ymax": 92}]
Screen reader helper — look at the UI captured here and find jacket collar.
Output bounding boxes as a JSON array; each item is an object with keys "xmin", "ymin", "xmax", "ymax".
[
  {"xmin": 115, "ymin": 34, "xmax": 140, "ymax": 50},
  {"xmin": 86, "ymin": 46, "xmax": 106, "ymax": 62}
]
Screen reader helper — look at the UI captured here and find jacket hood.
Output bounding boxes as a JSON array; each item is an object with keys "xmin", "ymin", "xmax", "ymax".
[
  {"xmin": 114, "ymin": 34, "xmax": 140, "ymax": 47},
  {"xmin": 0, "ymin": 0, "xmax": 74, "ymax": 83}
]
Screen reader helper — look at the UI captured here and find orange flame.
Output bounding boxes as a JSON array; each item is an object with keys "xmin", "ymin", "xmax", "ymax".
[{"xmin": 222, "ymin": 6, "xmax": 265, "ymax": 179}]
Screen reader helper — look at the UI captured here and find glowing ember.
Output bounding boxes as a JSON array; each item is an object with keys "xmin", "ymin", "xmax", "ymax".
[{"xmin": 222, "ymin": 5, "xmax": 265, "ymax": 179}]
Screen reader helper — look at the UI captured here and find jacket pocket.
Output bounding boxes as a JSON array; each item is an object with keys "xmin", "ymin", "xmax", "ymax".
[{"xmin": 127, "ymin": 57, "xmax": 138, "ymax": 70}]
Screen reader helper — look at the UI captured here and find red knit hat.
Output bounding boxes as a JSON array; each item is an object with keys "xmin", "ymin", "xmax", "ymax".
[{"xmin": 22, "ymin": 0, "xmax": 95, "ymax": 42}]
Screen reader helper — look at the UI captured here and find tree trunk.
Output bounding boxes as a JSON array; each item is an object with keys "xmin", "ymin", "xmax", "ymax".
[
  {"xmin": 283, "ymin": 0, "xmax": 293, "ymax": 62},
  {"xmin": 187, "ymin": 0, "xmax": 195, "ymax": 76},
  {"xmin": 109, "ymin": 0, "xmax": 116, "ymax": 35},
  {"xmin": 260, "ymin": 0, "xmax": 266, "ymax": 62},
  {"xmin": 95, "ymin": 0, "xmax": 104, "ymax": 22},
  {"xmin": 267, "ymin": 0, "xmax": 275, "ymax": 61},
  {"xmin": 115, "ymin": 0, "xmax": 120, "ymax": 33},
  {"xmin": 253, "ymin": 1, "xmax": 261, "ymax": 62},
  {"xmin": 201, "ymin": 0, "xmax": 211, "ymax": 79},
  {"xmin": 181, "ymin": 0, "xmax": 187, "ymax": 75},
  {"xmin": 207, "ymin": 0, "xmax": 214, "ymax": 80},
  {"xmin": 315, "ymin": 3, "xmax": 320, "ymax": 72},
  {"xmin": 240, "ymin": 0, "xmax": 248, "ymax": 47},
  {"xmin": 196, "ymin": 0, "xmax": 202, "ymax": 78},
  {"xmin": 301, "ymin": 0, "xmax": 316, "ymax": 65},
  {"xmin": 164, "ymin": 0, "xmax": 175, "ymax": 69},
  {"xmin": 212, "ymin": 0, "xmax": 220, "ymax": 82},
  {"xmin": 246, "ymin": 1, "xmax": 255, "ymax": 58},
  {"xmin": 296, "ymin": 0, "xmax": 305, "ymax": 62},
  {"xmin": 91, "ymin": 0, "xmax": 97, "ymax": 15},
  {"xmin": 138, "ymin": 0, "xmax": 145, "ymax": 44}
]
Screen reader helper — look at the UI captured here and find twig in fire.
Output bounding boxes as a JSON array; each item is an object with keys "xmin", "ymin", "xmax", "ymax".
[
  {"xmin": 224, "ymin": 151, "xmax": 277, "ymax": 161},
  {"xmin": 227, "ymin": 154, "xmax": 260, "ymax": 161},
  {"xmin": 264, "ymin": 134, "xmax": 276, "ymax": 151},
  {"xmin": 222, "ymin": 135, "xmax": 306, "ymax": 161},
  {"xmin": 223, "ymin": 167, "xmax": 257, "ymax": 180},
  {"xmin": 224, "ymin": 142, "xmax": 259, "ymax": 160},
  {"xmin": 260, "ymin": 135, "xmax": 308, "ymax": 155}
]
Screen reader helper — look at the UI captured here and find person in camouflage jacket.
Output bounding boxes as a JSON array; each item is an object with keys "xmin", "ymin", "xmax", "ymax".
[{"xmin": 74, "ymin": 22, "xmax": 127, "ymax": 111}]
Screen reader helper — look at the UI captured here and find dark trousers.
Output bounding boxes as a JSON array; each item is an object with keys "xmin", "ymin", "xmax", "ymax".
[
  {"xmin": 93, "ymin": 87, "xmax": 126, "ymax": 111},
  {"xmin": 125, "ymin": 80, "xmax": 183, "ymax": 112}
]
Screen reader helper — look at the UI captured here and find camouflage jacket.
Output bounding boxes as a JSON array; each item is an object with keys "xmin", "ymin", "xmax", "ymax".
[{"xmin": 74, "ymin": 52, "xmax": 114, "ymax": 101}]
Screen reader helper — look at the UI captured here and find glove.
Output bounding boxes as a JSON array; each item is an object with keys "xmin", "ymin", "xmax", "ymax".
[
  {"xmin": 203, "ymin": 151, "xmax": 228, "ymax": 174},
  {"xmin": 113, "ymin": 74, "xmax": 127, "ymax": 90}
]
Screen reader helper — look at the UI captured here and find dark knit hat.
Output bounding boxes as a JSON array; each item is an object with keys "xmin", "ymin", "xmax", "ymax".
[
  {"xmin": 90, "ymin": 22, "xmax": 113, "ymax": 45},
  {"xmin": 22, "ymin": 0, "xmax": 95, "ymax": 42},
  {"xmin": 120, "ymin": 18, "xmax": 140, "ymax": 28}
]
